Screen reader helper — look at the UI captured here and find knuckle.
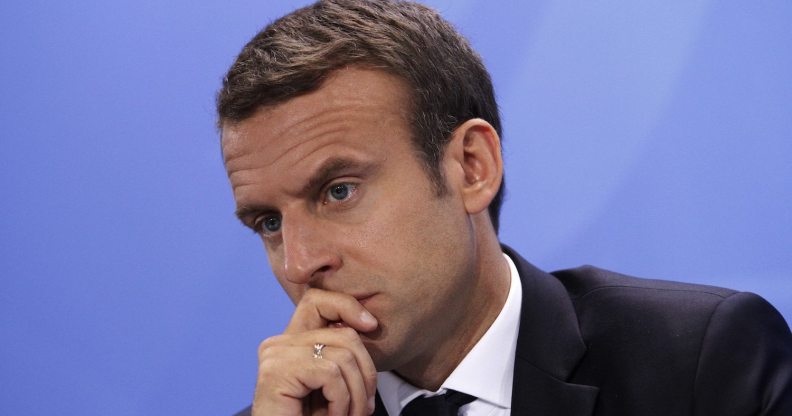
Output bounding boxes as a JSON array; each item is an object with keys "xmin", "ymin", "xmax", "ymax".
[
  {"xmin": 258, "ymin": 345, "xmax": 280, "ymax": 362},
  {"xmin": 257, "ymin": 335, "xmax": 284, "ymax": 356},
  {"xmin": 257, "ymin": 346, "xmax": 284, "ymax": 369},
  {"xmin": 257, "ymin": 350, "xmax": 301, "ymax": 383},
  {"xmin": 321, "ymin": 359, "xmax": 343, "ymax": 378},
  {"xmin": 338, "ymin": 327, "xmax": 358, "ymax": 341},
  {"xmin": 337, "ymin": 348, "xmax": 356, "ymax": 366},
  {"xmin": 257, "ymin": 342, "xmax": 268, "ymax": 357},
  {"xmin": 330, "ymin": 362, "xmax": 344, "ymax": 379},
  {"xmin": 257, "ymin": 356, "xmax": 278, "ymax": 379}
]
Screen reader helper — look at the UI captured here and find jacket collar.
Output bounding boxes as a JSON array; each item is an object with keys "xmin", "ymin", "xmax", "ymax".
[{"xmin": 503, "ymin": 245, "xmax": 598, "ymax": 415}]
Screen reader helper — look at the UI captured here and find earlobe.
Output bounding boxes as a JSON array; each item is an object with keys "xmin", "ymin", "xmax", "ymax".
[{"xmin": 448, "ymin": 119, "xmax": 503, "ymax": 215}]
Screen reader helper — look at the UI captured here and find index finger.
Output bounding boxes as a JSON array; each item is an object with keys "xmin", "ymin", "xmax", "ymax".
[{"xmin": 286, "ymin": 288, "xmax": 378, "ymax": 334}]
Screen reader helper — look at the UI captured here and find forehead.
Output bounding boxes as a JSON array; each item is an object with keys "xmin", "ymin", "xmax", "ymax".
[
  {"xmin": 221, "ymin": 67, "xmax": 419, "ymax": 209},
  {"xmin": 221, "ymin": 67, "xmax": 413, "ymax": 166}
]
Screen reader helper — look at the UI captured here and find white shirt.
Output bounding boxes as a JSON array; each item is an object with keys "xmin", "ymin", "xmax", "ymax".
[{"xmin": 377, "ymin": 253, "xmax": 523, "ymax": 415}]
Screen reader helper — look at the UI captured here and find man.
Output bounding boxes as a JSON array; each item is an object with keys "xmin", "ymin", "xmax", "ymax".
[{"xmin": 217, "ymin": 1, "xmax": 792, "ymax": 415}]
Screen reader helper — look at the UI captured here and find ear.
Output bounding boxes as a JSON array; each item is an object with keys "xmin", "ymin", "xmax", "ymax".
[{"xmin": 444, "ymin": 118, "xmax": 503, "ymax": 215}]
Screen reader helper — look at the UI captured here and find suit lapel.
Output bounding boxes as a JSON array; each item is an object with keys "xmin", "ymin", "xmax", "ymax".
[{"xmin": 504, "ymin": 246, "xmax": 599, "ymax": 415}]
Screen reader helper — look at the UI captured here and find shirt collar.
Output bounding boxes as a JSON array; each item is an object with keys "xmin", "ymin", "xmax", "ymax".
[{"xmin": 377, "ymin": 252, "xmax": 523, "ymax": 415}]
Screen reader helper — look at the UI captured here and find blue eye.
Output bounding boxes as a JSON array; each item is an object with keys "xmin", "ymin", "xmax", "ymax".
[
  {"xmin": 260, "ymin": 215, "xmax": 281, "ymax": 234},
  {"xmin": 327, "ymin": 183, "xmax": 355, "ymax": 202}
]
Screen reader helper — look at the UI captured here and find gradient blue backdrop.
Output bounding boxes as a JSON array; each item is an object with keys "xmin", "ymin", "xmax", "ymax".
[{"xmin": 1, "ymin": 1, "xmax": 790, "ymax": 414}]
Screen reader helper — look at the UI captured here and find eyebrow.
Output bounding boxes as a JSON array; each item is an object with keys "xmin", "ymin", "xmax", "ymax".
[
  {"xmin": 234, "ymin": 203, "xmax": 270, "ymax": 228},
  {"xmin": 234, "ymin": 157, "xmax": 376, "ymax": 225},
  {"xmin": 299, "ymin": 157, "xmax": 373, "ymax": 197}
]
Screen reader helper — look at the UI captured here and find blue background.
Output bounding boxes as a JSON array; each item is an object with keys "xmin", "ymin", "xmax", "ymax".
[{"xmin": 1, "ymin": 1, "xmax": 790, "ymax": 414}]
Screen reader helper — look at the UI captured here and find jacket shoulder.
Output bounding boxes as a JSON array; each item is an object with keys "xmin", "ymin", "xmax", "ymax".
[
  {"xmin": 552, "ymin": 265, "xmax": 737, "ymax": 302},
  {"xmin": 551, "ymin": 265, "xmax": 743, "ymax": 357},
  {"xmin": 552, "ymin": 265, "xmax": 792, "ymax": 415}
]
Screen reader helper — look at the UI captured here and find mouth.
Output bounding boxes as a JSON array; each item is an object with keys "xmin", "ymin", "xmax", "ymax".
[{"xmin": 356, "ymin": 293, "xmax": 376, "ymax": 307}]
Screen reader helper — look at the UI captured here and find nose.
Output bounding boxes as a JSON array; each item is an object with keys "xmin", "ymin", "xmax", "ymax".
[{"xmin": 280, "ymin": 215, "xmax": 341, "ymax": 285}]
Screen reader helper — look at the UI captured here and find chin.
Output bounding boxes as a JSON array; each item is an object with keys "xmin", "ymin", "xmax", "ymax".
[{"xmin": 360, "ymin": 330, "xmax": 394, "ymax": 371}]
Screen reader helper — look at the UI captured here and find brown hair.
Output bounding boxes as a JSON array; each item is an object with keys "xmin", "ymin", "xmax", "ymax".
[{"xmin": 217, "ymin": 0, "xmax": 505, "ymax": 231}]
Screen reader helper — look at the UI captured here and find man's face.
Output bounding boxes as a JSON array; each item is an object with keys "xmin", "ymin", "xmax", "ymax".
[{"xmin": 221, "ymin": 67, "xmax": 480, "ymax": 372}]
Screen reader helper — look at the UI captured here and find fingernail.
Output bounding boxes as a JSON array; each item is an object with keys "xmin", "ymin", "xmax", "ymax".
[
  {"xmin": 360, "ymin": 310, "xmax": 376, "ymax": 326},
  {"xmin": 368, "ymin": 395, "xmax": 376, "ymax": 413}
]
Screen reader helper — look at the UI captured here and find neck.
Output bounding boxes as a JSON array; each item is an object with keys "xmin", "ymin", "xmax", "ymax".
[{"xmin": 394, "ymin": 220, "xmax": 510, "ymax": 390}]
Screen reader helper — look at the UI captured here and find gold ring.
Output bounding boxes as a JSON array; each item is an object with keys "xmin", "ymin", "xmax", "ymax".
[{"xmin": 313, "ymin": 343, "xmax": 326, "ymax": 359}]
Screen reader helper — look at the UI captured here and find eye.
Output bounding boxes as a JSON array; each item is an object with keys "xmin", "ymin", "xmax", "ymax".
[
  {"xmin": 255, "ymin": 215, "xmax": 282, "ymax": 235},
  {"xmin": 325, "ymin": 183, "xmax": 357, "ymax": 203}
]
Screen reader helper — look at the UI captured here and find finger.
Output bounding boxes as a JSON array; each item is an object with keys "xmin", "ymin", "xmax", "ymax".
[
  {"xmin": 287, "ymin": 288, "xmax": 378, "ymax": 334},
  {"xmin": 304, "ymin": 357, "xmax": 350, "ymax": 416},
  {"xmin": 326, "ymin": 328, "xmax": 377, "ymax": 408},
  {"xmin": 254, "ymin": 346, "xmax": 351, "ymax": 416},
  {"xmin": 262, "ymin": 327, "xmax": 378, "ymax": 406},
  {"xmin": 319, "ymin": 346, "xmax": 372, "ymax": 416}
]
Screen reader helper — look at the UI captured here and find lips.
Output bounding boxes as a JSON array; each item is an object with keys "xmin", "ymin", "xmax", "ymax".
[{"xmin": 356, "ymin": 293, "xmax": 376, "ymax": 307}]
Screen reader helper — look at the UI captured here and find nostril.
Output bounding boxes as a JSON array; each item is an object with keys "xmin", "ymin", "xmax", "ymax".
[
  {"xmin": 309, "ymin": 265, "xmax": 334, "ymax": 282},
  {"xmin": 308, "ymin": 265, "xmax": 335, "ymax": 288}
]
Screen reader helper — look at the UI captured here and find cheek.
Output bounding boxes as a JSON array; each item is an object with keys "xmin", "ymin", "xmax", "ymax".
[
  {"xmin": 348, "ymin": 199, "xmax": 425, "ymax": 260},
  {"xmin": 356, "ymin": 194, "xmax": 464, "ymax": 277}
]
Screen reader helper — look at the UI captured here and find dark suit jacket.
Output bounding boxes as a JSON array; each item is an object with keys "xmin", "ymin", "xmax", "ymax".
[
  {"xmin": 490, "ymin": 246, "xmax": 792, "ymax": 415},
  {"xmin": 237, "ymin": 247, "xmax": 792, "ymax": 415}
]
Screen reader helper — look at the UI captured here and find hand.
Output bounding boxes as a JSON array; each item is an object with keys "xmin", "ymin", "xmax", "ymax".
[{"xmin": 251, "ymin": 289, "xmax": 379, "ymax": 416}]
